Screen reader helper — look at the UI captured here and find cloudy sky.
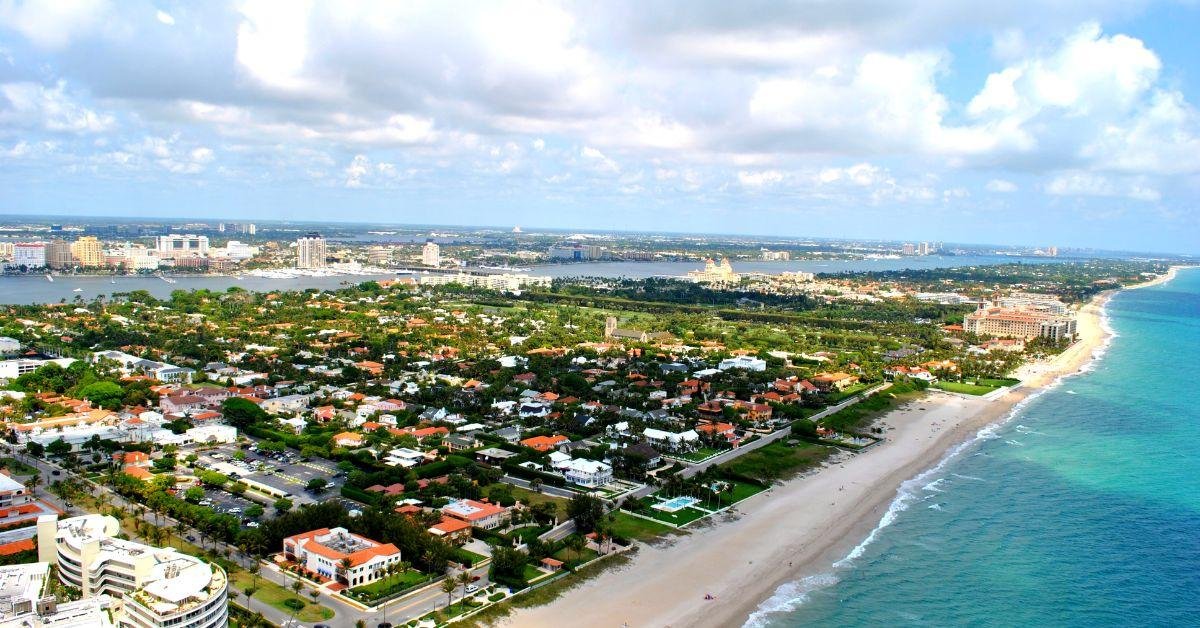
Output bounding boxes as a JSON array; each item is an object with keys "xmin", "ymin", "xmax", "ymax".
[{"xmin": 1, "ymin": 1, "xmax": 1198, "ymax": 253}]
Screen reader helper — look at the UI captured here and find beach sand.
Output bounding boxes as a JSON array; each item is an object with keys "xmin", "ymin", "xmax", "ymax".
[{"xmin": 505, "ymin": 290, "xmax": 1116, "ymax": 628}]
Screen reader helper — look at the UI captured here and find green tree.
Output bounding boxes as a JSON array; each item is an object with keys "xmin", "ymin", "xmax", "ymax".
[
  {"xmin": 567, "ymin": 493, "xmax": 604, "ymax": 534},
  {"xmin": 221, "ymin": 397, "xmax": 269, "ymax": 429},
  {"xmin": 46, "ymin": 439, "xmax": 72, "ymax": 457},
  {"xmin": 273, "ymin": 498, "xmax": 293, "ymax": 513},
  {"xmin": 77, "ymin": 381, "xmax": 125, "ymax": 410}
]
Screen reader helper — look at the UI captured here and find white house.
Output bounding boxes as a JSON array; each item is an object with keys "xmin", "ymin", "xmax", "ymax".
[
  {"xmin": 718, "ymin": 356, "xmax": 767, "ymax": 372},
  {"xmin": 563, "ymin": 458, "xmax": 613, "ymax": 488},
  {"xmin": 643, "ymin": 428, "xmax": 700, "ymax": 453}
]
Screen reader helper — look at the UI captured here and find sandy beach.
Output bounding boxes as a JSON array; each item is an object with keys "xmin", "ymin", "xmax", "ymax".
[{"xmin": 507, "ymin": 289, "xmax": 1117, "ymax": 628}]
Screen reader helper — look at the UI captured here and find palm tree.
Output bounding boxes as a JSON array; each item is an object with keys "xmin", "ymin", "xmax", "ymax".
[
  {"xmin": 457, "ymin": 570, "xmax": 472, "ymax": 601},
  {"xmin": 565, "ymin": 535, "xmax": 586, "ymax": 567},
  {"xmin": 440, "ymin": 578, "xmax": 457, "ymax": 610},
  {"xmin": 338, "ymin": 557, "xmax": 353, "ymax": 586}
]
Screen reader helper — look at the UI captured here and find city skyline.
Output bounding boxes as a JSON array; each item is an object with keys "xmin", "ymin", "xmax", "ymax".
[{"xmin": 1, "ymin": 2, "xmax": 1199, "ymax": 254}]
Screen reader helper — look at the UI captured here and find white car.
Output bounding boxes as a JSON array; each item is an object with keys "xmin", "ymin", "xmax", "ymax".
[{"xmin": 465, "ymin": 584, "xmax": 479, "ymax": 593}]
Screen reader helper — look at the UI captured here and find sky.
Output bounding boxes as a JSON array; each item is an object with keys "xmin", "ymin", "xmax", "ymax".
[{"xmin": 1, "ymin": 1, "xmax": 1199, "ymax": 254}]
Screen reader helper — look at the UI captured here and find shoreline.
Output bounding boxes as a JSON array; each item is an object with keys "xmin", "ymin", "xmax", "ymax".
[{"xmin": 506, "ymin": 281, "xmax": 1130, "ymax": 628}]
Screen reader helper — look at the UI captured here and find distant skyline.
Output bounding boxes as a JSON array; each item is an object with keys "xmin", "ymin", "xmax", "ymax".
[{"xmin": 2, "ymin": 1, "xmax": 1199, "ymax": 254}]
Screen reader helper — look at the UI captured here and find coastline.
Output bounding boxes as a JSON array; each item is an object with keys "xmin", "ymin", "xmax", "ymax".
[{"xmin": 506, "ymin": 284, "xmax": 1124, "ymax": 628}]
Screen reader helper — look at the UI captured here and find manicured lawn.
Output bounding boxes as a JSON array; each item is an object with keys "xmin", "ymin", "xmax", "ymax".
[
  {"xmin": 824, "ymin": 382, "xmax": 871, "ymax": 403},
  {"xmin": 0, "ymin": 457, "xmax": 39, "ymax": 475},
  {"xmin": 670, "ymin": 447, "xmax": 723, "ymax": 462},
  {"xmin": 452, "ymin": 547, "xmax": 488, "ymax": 567},
  {"xmin": 934, "ymin": 381, "xmax": 998, "ymax": 395},
  {"xmin": 978, "ymin": 377, "xmax": 1021, "ymax": 387},
  {"xmin": 523, "ymin": 563, "xmax": 550, "ymax": 582},
  {"xmin": 605, "ymin": 511, "xmax": 673, "ymax": 542},
  {"xmin": 231, "ymin": 570, "xmax": 334, "ymax": 623},
  {"xmin": 820, "ymin": 381, "xmax": 926, "ymax": 432},
  {"xmin": 720, "ymin": 441, "xmax": 832, "ymax": 482},
  {"xmin": 551, "ymin": 546, "xmax": 598, "ymax": 564},
  {"xmin": 690, "ymin": 479, "xmax": 766, "ymax": 510},
  {"xmin": 632, "ymin": 499, "xmax": 709, "ymax": 526},
  {"xmin": 489, "ymin": 483, "xmax": 567, "ymax": 515},
  {"xmin": 346, "ymin": 569, "xmax": 430, "ymax": 602}
]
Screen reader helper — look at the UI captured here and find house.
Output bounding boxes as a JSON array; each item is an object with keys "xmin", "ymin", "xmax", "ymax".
[
  {"xmin": 383, "ymin": 448, "xmax": 428, "ymax": 468},
  {"xmin": 475, "ymin": 448, "xmax": 518, "ymax": 465},
  {"xmin": 333, "ymin": 432, "xmax": 365, "ymax": 448},
  {"xmin": 563, "ymin": 458, "xmax": 613, "ymax": 488},
  {"xmin": 442, "ymin": 433, "xmax": 480, "ymax": 452},
  {"xmin": 491, "ymin": 426, "xmax": 522, "ymax": 443},
  {"xmin": 441, "ymin": 499, "xmax": 510, "ymax": 530},
  {"xmin": 620, "ymin": 442, "xmax": 663, "ymax": 468},
  {"xmin": 642, "ymin": 428, "xmax": 700, "ymax": 453},
  {"xmin": 354, "ymin": 360, "xmax": 384, "ymax": 376},
  {"xmin": 113, "ymin": 451, "xmax": 151, "ymax": 467},
  {"xmin": 520, "ymin": 434, "xmax": 569, "ymax": 452},
  {"xmin": 811, "ymin": 372, "xmax": 860, "ymax": 392},
  {"xmin": 884, "ymin": 365, "xmax": 937, "ymax": 383},
  {"xmin": 428, "ymin": 517, "xmax": 472, "ymax": 543},
  {"xmin": 718, "ymin": 355, "xmax": 767, "ymax": 372},
  {"xmin": 283, "ymin": 528, "xmax": 402, "ymax": 587},
  {"xmin": 540, "ymin": 557, "xmax": 564, "ymax": 572},
  {"xmin": 260, "ymin": 393, "xmax": 312, "ymax": 415}
]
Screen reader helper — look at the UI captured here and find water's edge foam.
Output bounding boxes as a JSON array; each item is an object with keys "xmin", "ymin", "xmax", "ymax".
[{"xmin": 743, "ymin": 291, "xmax": 1123, "ymax": 627}]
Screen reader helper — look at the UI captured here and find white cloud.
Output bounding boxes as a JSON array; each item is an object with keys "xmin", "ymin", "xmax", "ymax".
[
  {"xmin": 0, "ymin": 0, "xmax": 110, "ymax": 49},
  {"xmin": 0, "ymin": 80, "xmax": 114, "ymax": 133},
  {"xmin": 737, "ymin": 170, "xmax": 783, "ymax": 187},
  {"xmin": 1045, "ymin": 171, "xmax": 1159, "ymax": 201},
  {"xmin": 155, "ymin": 10, "xmax": 174, "ymax": 26},
  {"xmin": 986, "ymin": 179, "xmax": 1018, "ymax": 192},
  {"xmin": 580, "ymin": 146, "xmax": 619, "ymax": 173}
]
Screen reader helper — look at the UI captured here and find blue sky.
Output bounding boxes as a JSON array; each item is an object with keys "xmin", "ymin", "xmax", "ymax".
[{"xmin": 1, "ymin": 1, "xmax": 1199, "ymax": 254}]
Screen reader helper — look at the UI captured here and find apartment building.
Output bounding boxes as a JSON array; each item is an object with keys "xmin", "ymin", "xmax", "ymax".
[
  {"xmin": 70, "ymin": 237, "xmax": 104, "ymax": 268},
  {"xmin": 964, "ymin": 306, "xmax": 1077, "ymax": 341},
  {"xmin": 296, "ymin": 232, "xmax": 327, "ymax": 269},
  {"xmin": 37, "ymin": 514, "xmax": 228, "ymax": 628}
]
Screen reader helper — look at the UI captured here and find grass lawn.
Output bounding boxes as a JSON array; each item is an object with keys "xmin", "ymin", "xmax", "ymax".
[
  {"xmin": 934, "ymin": 381, "xmax": 999, "ymax": 395},
  {"xmin": 452, "ymin": 547, "xmax": 489, "ymax": 567},
  {"xmin": 604, "ymin": 511, "xmax": 673, "ymax": 542},
  {"xmin": 824, "ymin": 382, "xmax": 871, "ymax": 403},
  {"xmin": 978, "ymin": 377, "xmax": 1021, "ymax": 387},
  {"xmin": 820, "ymin": 382, "xmax": 926, "ymax": 432},
  {"xmin": 0, "ymin": 457, "xmax": 39, "ymax": 475},
  {"xmin": 551, "ymin": 546, "xmax": 598, "ymax": 564},
  {"xmin": 690, "ymin": 479, "xmax": 766, "ymax": 510},
  {"xmin": 346, "ymin": 569, "xmax": 430, "ymax": 602},
  {"xmin": 720, "ymin": 441, "xmax": 833, "ymax": 482},
  {"xmin": 523, "ymin": 563, "xmax": 550, "ymax": 582},
  {"xmin": 231, "ymin": 570, "xmax": 334, "ymax": 623},
  {"xmin": 669, "ymin": 447, "xmax": 723, "ymax": 462},
  {"xmin": 632, "ymin": 499, "xmax": 709, "ymax": 526},
  {"xmin": 489, "ymin": 484, "xmax": 567, "ymax": 515}
]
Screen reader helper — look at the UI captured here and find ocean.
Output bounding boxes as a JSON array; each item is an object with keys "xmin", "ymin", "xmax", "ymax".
[{"xmin": 750, "ymin": 267, "xmax": 1200, "ymax": 627}]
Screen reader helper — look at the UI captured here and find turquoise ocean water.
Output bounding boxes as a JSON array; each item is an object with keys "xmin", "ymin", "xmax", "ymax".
[{"xmin": 750, "ymin": 267, "xmax": 1200, "ymax": 627}]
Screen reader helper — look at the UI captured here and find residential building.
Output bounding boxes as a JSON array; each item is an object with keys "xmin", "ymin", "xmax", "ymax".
[
  {"xmin": 0, "ymin": 562, "xmax": 113, "ymax": 628},
  {"xmin": 12, "ymin": 243, "xmax": 46, "ymax": 268},
  {"xmin": 37, "ymin": 514, "xmax": 228, "ymax": 628},
  {"xmin": 811, "ymin": 372, "xmax": 860, "ymax": 391},
  {"xmin": 0, "ymin": 357, "xmax": 76, "ymax": 380},
  {"xmin": 441, "ymin": 499, "xmax": 510, "ymax": 530},
  {"xmin": 687, "ymin": 258, "xmax": 740, "ymax": 284},
  {"xmin": 562, "ymin": 458, "xmax": 613, "ymax": 488},
  {"xmin": 421, "ymin": 240, "xmax": 441, "ymax": 267},
  {"xmin": 90, "ymin": 351, "xmax": 194, "ymax": 383},
  {"xmin": 69, "ymin": 237, "xmax": 104, "ymax": 268},
  {"xmin": 718, "ymin": 355, "xmax": 767, "ymax": 371},
  {"xmin": 643, "ymin": 428, "xmax": 700, "ymax": 453},
  {"xmin": 520, "ymin": 434, "xmax": 569, "ymax": 452},
  {"xmin": 282, "ymin": 528, "xmax": 402, "ymax": 587},
  {"xmin": 45, "ymin": 240, "xmax": 74, "ymax": 270},
  {"xmin": 154, "ymin": 235, "xmax": 209, "ymax": 260},
  {"xmin": 296, "ymin": 232, "xmax": 327, "ymax": 269}
]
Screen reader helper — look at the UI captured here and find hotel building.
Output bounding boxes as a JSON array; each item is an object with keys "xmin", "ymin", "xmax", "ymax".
[
  {"xmin": 154, "ymin": 235, "xmax": 209, "ymax": 260},
  {"xmin": 37, "ymin": 514, "xmax": 228, "ymax": 628},
  {"xmin": 70, "ymin": 237, "xmax": 105, "ymax": 268},
  {"xmin": 964, "ymin": 306, "xmax": 1077, "ymax": 341}
]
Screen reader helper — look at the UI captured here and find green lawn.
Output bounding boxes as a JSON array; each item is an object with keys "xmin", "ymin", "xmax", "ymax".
[
  {"xmin": 934, "ymin": 381, "xmax": 999, "ymax": 395},
  {"xmin": 978, "ymin": 377, "xmax": 1021, "ymax": 387},
  {"xmin": 690, "ymin": 479, "xmax": 765, "ymax": 509},
  {"xmin": 720, "ymin": 441, "xmax": 833, "ymax": 482},
  {"xmin": 824, "ymin": 382, "xmax": 871, "ymax": 403},
  {"xmin": 0, "ymin": 457, "xmax": 39, "ymax": 475},
  {"xmin": 669, "ymin": 447, "xmax": 723, "ymax": 462},
  {"xmin": 632, "ymin": 499, "xmax": 709, "ymax": 526},
  {"xmin": 487, "ymin": 483, "xmax": 567, "ymax": 515},
  {"xmin": 231, "ymin": 570, "xmax": 334, "ymax": 623},
  {"xmin": 523, "ymin": 563, "xmax": 550, "ymax": 582},
  {"xmin": 551, "ymin": 546, "xmax": 598, "ymax": 565},
  {"xmin": 820, "ymin": 381, "xmax": 926, "ymax": 432},
  {"xmin": 604, "ymin": 511, "xmax": 673, "ymax": 542},
  {"xmin": 452, "ymin": 547, "xmax": 488, "ymax": 567},
  {"xmin": 345, "ymin": 569, "xmax": 430, "ymax": 602}
]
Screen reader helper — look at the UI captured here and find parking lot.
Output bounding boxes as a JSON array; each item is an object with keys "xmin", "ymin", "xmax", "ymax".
[{"xmin": 192, "ymin": 438, "xmax": 347, "ymax": 507}]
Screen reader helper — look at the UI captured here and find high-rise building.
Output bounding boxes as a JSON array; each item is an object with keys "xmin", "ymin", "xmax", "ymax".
[
  {"xmin": 70, "ymin": 236, "xmax": 104, "ymax": 268},
  {"xmin": 918, "ymin": 242, "xmax": 931, "ymax": 256},
  {"xmin": 0, "ymin": 242, "xmax": 13, "ymax": 260},
  {"xmin": 422, "ymin": 240, "xmax": 441, "ymax": 267},
  {"xmin": 246, "ymin": 223, "xmax": 257, "ymax": 236},
  {"xmin": 155, "ymin": 234, "xmax": 209, "ymax": 259},
  {"xmin": 12, "ymin": 243, "xmax": 46, "ymax": 268},
  {"xmin": 902, "ymin": 243, "xmax": 916, "ymax": 255},
  {"xmin": 1047, "ymin": 246, "xmax": 1058, "ymax": 257},
  {"xmin": 296, "ymin": 232, "xmax": 327, "ymax": 269},
  {"xmin": 45, "ymin": 240, "xmax": 74, "ymax": 269}
]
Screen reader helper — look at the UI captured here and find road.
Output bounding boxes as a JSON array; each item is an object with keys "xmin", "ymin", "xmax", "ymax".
[{"xmin": 501, "ymin": 474, "xmax": 577, "ymax": 499}]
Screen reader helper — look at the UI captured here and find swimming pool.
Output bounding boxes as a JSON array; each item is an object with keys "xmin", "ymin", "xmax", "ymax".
[{"xmin": 652, "ymin": 496, "xmax": 700, "ymax": 513}]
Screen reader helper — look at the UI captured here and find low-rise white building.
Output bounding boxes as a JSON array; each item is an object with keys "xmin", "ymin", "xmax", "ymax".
[
  {"xmin": 718, "ymin": 355, "xmax": 767, "ymax": 372},
  {"xmin": 643, "ymin": 428, "xmax": 700, "ymax": 453},
  {"xmin": 562, "ymin": 458, "xmax": 613, "ymax": 488}
]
